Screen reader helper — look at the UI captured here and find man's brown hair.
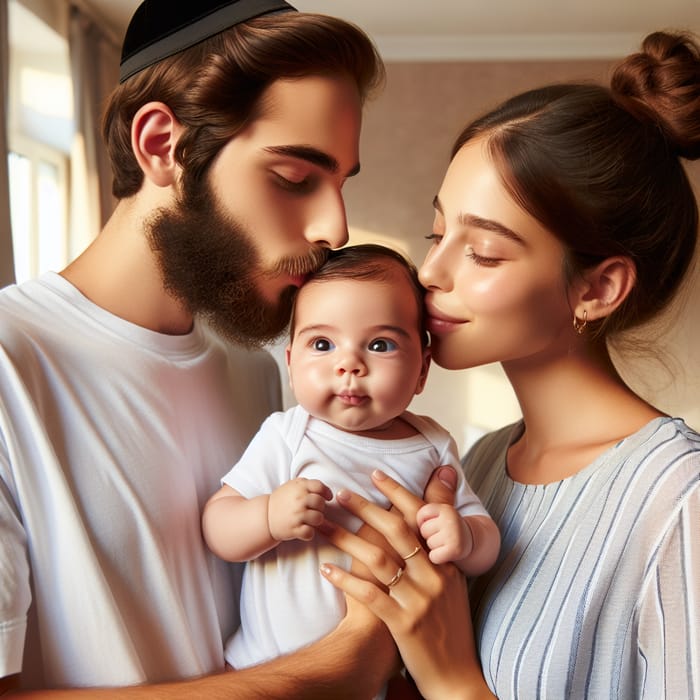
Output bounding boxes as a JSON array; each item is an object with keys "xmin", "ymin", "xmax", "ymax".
[{"xmin": 102, "ymin": 12, "xmax": 384, "ymax": 199}]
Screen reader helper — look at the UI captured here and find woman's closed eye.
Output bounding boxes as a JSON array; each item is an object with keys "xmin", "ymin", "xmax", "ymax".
[{"xmin": 465, "ymin": 246, "xmax": 501, "ymax": 267}]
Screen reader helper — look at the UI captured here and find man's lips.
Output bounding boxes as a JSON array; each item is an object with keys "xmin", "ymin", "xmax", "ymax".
[{"xmin": 288, "ymin": 274, "xmax": 307, "ymax": 288}]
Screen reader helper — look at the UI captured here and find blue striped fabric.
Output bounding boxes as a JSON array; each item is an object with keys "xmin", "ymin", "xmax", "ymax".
[{"xmin": 463, "ymin": 417, "xmax": 700, "ymax": 699}]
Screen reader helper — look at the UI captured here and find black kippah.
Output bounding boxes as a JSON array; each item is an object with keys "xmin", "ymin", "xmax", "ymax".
[{"xmin": 119, "ymin": 0, "xmax": 297, "ymax": 83}]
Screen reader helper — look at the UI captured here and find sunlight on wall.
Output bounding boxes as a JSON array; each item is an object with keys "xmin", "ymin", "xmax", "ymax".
[
  {"xmin": 20, "ymin": 67, "xmax": 72, "ymax": 120},
  {"xmin": 347, "ymin": 227, "xmax": 414, "ymax": 258}
]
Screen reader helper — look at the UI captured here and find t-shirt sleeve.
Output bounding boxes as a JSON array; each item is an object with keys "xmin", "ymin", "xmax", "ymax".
[
  {"xmin": 431, "ymin": 423, "xmax": 490, "ymax": 519},
  {"xmin": 220, "ymin": 412, "xmax": 293, "ymax": 497},
  {"xmin": 0, "ymin": 447, "xmax": 31, "ymax": 677},
  {"xmin": 636, "ymin": 483, "xmax": 700, "ymax": 699}
]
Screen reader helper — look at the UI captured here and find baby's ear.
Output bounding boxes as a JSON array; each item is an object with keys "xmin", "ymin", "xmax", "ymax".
[
  {"xmin": 572, "ymin": 256, "xmax": 637, "ymax": 322},
  {"xmin": 414, "ymin": 347, "xmax": 432, "ymax": 395},
  {"xmin": 131, "ymin": 101, "xmax": 182, "ymax": 187},
  {"xmin": 285, "ymin": 345, "xmax": 294, "ymax": 390}
]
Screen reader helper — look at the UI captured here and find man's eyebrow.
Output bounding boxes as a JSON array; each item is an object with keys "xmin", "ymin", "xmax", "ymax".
[
  {"xmin": 432, "ymin": 195, "xmax": 525, "ymax": 246},
  {"xmin": 264, "ymin": 145, "xmax": 361, "ymax": 178}
]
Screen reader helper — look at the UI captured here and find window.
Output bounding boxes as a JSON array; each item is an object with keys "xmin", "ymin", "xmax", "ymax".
[
  {"xmin": 8, "ymin": 137, "xmax": 68, "ymax": 283},
  {"xmin": 7, "ymin": 0, "xmax": 73, "ymax": 283}
]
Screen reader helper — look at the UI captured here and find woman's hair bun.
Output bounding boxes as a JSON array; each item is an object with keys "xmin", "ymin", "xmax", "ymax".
[{"xmin": 611, "ymin": 31, "xmax": 700, "ymax": 160}]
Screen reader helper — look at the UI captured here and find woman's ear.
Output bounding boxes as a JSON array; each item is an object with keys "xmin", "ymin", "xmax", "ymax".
[
  {"xmin": 131, "ymin": 102, "xmax": 182, "ymax": 188},
  {"xmin": 573, "ymin": 256, "xmax": 637, "ymax": 322}
]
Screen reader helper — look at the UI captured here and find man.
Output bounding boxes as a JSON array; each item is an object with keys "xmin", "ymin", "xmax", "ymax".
[{"xmin": 0, "ymin": 1, "xmax": 401, "ymax": 696}]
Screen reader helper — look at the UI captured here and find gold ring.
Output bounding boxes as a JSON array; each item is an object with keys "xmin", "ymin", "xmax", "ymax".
[
  {"xmin": 386, "ymin": 567, "xmax": 404, "ymax": 588},
  {"xmin": 402, "ymin": 545, "xmax": 422, "ymax": 560}
]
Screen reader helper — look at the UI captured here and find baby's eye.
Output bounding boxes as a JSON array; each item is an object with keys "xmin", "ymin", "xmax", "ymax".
[
  {"xmin": 312, "ymin": 338, "xmax": 334, "ymax": 351},
  {"xmin": 368, "ymin": 338, "xmax": 397, "ymax": 353}
]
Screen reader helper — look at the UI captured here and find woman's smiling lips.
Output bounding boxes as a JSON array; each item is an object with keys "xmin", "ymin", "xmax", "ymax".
[{"xmin": 425, "ymin": 303, "xmax": 467, "ymax": 334}]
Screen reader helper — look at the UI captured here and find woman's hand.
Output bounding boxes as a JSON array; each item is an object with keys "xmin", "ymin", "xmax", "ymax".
[{"xmin": 319, "ymin": 469, "xmax": 495, "ymax": 700}]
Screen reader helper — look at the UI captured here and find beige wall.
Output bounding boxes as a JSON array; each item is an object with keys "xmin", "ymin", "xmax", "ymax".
[{"xmin": 340, "ymin": 59, "xmax": 700, "ymax": 453}]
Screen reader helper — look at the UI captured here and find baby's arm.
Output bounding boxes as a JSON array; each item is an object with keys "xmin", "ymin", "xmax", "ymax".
[
  {"xmin": 416, "ymin": 503, "xmax": 500, "ymax": 577},
  {"xmin": 202, "ymin": 479, "xmax": 332, "ymax": 562}
]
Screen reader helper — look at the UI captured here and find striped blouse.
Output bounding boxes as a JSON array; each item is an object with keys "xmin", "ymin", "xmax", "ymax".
[{"xmin": 463, "ymin": 416, "xmax": 699, "ymax": 699}]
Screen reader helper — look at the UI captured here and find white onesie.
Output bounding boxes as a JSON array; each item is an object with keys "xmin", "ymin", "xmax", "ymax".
[{"xmin": 221, "ymin": 404, "xmax": 488, "ymax": 669}]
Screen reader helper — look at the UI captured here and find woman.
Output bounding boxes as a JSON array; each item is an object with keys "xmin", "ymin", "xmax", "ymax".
[{"xmin": 320, "ymin": 30, "xmax": 700, "ymax": 699}]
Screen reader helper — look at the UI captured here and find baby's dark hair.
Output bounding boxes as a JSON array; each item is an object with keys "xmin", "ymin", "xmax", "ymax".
[{"xmin": 290, "ymin": 243, "xmax": 428, "ymax": 346}]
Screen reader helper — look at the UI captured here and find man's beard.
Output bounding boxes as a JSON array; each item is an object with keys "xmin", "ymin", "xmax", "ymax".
[{"xmin": 146, "ymin": 179, "xmax": 328, "ymax": 348}]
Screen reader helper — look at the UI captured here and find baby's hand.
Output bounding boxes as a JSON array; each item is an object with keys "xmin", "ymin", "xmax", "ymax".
[
  {"xmin": 416, "ymin": 503, "xmax": 473, "ymax": 565},
  {"xmin": 268, "ymin": 478, "xmax": 333, "ymax": 543}
]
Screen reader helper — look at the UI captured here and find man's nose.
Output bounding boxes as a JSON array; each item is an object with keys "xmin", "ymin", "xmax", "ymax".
[{"xmin": 304, "ymin": 187, "xmax": 349, "ymax": 250}]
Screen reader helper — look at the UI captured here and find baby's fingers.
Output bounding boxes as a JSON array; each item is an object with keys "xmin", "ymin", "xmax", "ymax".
[
  {"xmin": 308, "ymin": 479, "xmax": 333, "ymax": 500},
  {"xmin": 306, "ymin": 492, "xmax": 330, "ymax": 514}
]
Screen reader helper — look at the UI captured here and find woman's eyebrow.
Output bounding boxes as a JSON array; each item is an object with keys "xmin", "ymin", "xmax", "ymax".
[
  {"xmin": 432, "ymin": 195, "xmax": 525, "ymax": 246},
  {"xmin": 461, "ymin": 214, "xmax": 525, "ymax": 246}
]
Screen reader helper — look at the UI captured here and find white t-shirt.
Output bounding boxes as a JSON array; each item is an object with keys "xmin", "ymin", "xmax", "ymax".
[
  {"xmin": 0, "ymin": 273, "xmax": 281, "ymax": 689},
  {"xmin": 221, "ymin": 404, "xmax": 489, "ymax": 669}
]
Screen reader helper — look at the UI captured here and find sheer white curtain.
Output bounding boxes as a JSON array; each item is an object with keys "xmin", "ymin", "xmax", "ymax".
[
  {"xmin": 0, "ymin": 0, "xmax": 16, "ymax": 287},
  {"xmin": 67, "ymin": 1, "xmax": 118, "ymax": 260}
]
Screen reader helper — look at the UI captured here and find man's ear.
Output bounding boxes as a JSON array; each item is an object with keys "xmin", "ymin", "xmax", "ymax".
[
  {"xmin": 131, "ymin": 102, "xmax": 182, "ymax": 187},
  {"xmin": 573, "ymin": 256, "xmax": 637, "ymax": 322},
  {"xmin": 414, "ymin": 347, "xmax": 432, "ymax": 395}
]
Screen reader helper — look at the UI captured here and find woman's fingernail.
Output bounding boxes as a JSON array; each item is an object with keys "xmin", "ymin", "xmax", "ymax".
[
  {"xmin": 337, "ymin": 488, "xmax": 350, "ymax": 502},
  {"xmin": 320, "ymin": 564, "xmax": 332, "ymax": 577},
  {"xmin": 372, "ymin": 469, "xmax": 387, "ymax": 480}
]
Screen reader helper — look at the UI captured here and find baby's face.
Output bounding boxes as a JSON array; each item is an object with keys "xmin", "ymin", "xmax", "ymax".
[{"xmin": 287, "ymin": 264, "xmax": 429, "ymax": 434}]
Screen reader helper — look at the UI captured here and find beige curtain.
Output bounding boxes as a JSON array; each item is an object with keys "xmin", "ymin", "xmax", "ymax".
[
  {"xmin": 0, "ymin": 0, "xmax": 16, "ymax": 287},
  {"xmin": 67, "ymin": 2, "xmax": 118, "ymax": 260}
]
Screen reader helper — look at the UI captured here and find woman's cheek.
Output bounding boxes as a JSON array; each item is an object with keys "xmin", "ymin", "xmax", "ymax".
[{"xmin": 459, "ymin": 271, "xmax": 515, "ymax": 312}]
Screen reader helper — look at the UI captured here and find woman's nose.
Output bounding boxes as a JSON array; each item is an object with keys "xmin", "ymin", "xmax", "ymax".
[{"xmin": 419, "ymin": 248, "xmax": 452, "ymax": 291}]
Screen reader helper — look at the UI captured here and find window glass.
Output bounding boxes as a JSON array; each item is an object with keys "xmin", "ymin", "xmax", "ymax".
[
  {"xmin": 8, "ymin": 151, "xmax": 32, "ymax": 282},
  {"xmin": 8, "ymin": 0, "xmax": 72, "ymax": 283}
]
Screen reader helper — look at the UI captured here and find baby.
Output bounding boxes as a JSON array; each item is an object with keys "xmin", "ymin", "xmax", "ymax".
[{"xmin": 202, "ymin": 244, "xmax": 500, "ymax": 673}]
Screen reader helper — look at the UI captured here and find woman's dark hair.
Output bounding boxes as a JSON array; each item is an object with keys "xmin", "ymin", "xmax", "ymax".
[
  {"xmin": 102, "ymin": 12, "xmax": 384, "ymax": 198},
  {"xmin": 451, "ymin": 31, "xmax": 700, "ymax": 338},
  {"xmin": 290, "ymin": 244, "xmax": 429, "ymax": 347}
]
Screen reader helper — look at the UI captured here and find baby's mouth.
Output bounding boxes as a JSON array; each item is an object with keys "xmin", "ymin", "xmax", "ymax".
[{"xmin": 336, "ymin": 392, "xmax": 368, "ymax": 406}]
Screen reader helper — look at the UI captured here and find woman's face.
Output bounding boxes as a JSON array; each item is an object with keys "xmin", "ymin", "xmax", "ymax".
[{"xmin": 419, "ymin": 137, "xmax": 575, "ymax": 371}]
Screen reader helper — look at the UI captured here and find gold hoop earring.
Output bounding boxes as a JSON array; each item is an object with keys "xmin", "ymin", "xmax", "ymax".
[{"xmin": 573, "ymin": 310, "xmax": 588, "ymax": 335}]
